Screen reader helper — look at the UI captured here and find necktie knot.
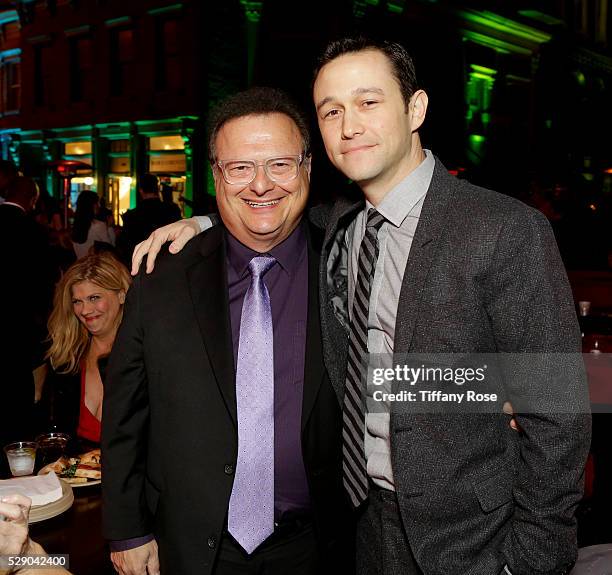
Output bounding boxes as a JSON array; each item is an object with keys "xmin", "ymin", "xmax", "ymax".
[
  {"xmin": 366, "ymin": 208, "xmax": 385, "ymax": 232},
  {"xmin": 248, "ymin": 255, "xmax": 276, "ymax": 279}
]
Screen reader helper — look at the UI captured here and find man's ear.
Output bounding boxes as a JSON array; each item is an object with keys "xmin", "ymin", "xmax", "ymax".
[
  {"xmin": 305, "ymin": 156, "xmax": 312, "ymax": 179},
  {"xmin": 409, "ymin": 90, "xmax": 428, "ymax": 132}
]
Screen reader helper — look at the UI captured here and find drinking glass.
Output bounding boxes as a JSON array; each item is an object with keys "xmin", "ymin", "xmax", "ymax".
[
  {"xmin": 35, "ymin": 432, "xmax": 70, "ymax": 470},
  {"xmin": 4, "ymin": 441, "xmax": 37, "ymax": 476}
]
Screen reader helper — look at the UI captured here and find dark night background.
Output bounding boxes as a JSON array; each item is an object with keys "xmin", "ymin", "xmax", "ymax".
[{"xmin": 0, "ymin": 0, "xmax": 610, "ymax": 272}]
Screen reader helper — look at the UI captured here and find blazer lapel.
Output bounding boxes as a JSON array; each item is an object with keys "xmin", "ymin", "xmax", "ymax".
[
  {"xmin": 317, "ymin": 197, "xmax": 363, "ymax": 404},
  {"xmin": 393, "ymin": 159, "xmax": 455, "ymax": 352},
  {"xmin": 186, "ymin": 227, "xmax": 237, "ymax": 426}
]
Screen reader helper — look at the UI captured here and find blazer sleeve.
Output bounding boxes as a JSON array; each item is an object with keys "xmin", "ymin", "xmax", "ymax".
[
  {"xmin": 484, "ymin": 206, "xmax": 591, "ymax": 574},
  {"xmin": 101, "ymin": 271, "xmax": 153, "ymax": 540}
]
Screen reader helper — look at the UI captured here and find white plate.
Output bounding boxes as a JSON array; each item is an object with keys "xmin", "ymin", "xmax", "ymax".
[
  {"xmin": 68, "ymin": 478, "xmax": 101, "ymax": 488},
  {"xmin": 29, "ymin": 480, "xmax": 74, "ymax": 523}
]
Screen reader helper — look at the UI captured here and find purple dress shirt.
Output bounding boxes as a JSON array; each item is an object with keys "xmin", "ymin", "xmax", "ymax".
[{"xmin": 226, "ymin": 222, "xmax": 311, "ymax": 519}]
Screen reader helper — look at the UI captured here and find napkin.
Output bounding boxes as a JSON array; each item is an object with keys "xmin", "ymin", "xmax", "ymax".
[{"xmin": 0, "ymin": 471, "xmax": 63, "ymax": 506}]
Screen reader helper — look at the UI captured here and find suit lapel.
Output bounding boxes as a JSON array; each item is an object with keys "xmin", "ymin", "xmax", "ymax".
[
  {"xmin": 393, "ymin": 159, "xmax": 455, "ymax": 352},
  {"xmin": 186, "ymin": 227, "xmax": 237, "ymax": 426},
  {"xmin": 317, "ymin": 198, "xmax": 363, "ymax": 403},
  {"xmin": 301, "ymin": 223, "xmax": 327, "ymax": 428}
]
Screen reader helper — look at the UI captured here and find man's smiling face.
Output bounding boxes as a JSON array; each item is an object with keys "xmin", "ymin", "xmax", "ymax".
[
  {"xmin": 314, "ymin": 49, "xmax": 425, "ymax": 200},
  {"xmin": 213, "ymin": 113, "xmax": 310, "ymax": 253}
]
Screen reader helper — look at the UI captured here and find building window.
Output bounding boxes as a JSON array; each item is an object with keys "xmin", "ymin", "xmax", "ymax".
[
  {"xmin": 154, "ymin": 17, "xmax": 181, "ymax": 91},
  {"xmin": 1, "ymin": 59, "xmax": 20, "ymax": 113},
  {"xmin": 69, "ymin": 36, "xmax": 92, "ymax": 102},
  {"xmin": 149, "ymin": 135, "xmax": 184, "ymax": 150},
  {"xmin": 110, "ymin": 138, "xmax": 130, "ymax": 153},
  {"xmin": 110, "ymin": 28, "xmax": 133, "ymax": 96},
  {"xmin": 65, "ymin": 141, "xmax": 92, "ymax": 155}
]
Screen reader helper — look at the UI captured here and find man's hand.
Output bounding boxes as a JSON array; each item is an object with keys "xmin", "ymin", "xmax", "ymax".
[
  {"xmin": 110, "ymin": 540, "xmax": 159, "ymax": 575},
  {"xmin": 131, "ymin": 219, "xmax": 201, "ymax": 276},
  {"xmin": 503, "ymin": 401, "xmax": 521, "ymax": 433},
  {"xmin": 0, "ymin": 495, "xmax": 31, "ymax": 558}
]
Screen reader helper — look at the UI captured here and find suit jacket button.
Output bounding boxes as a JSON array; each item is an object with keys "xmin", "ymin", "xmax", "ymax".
[
  {"xmin": 224, "ymin": 464, "xmax": 234, "ymax": 475},
  {"xmin": 207, "ymin": 536, "xmax": 216, "ymax": 549}
]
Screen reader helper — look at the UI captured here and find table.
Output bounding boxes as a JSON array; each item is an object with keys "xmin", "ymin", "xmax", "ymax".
[{"xmin": 29, "ymin": 484, "xmax": 114, "ymax": 574}]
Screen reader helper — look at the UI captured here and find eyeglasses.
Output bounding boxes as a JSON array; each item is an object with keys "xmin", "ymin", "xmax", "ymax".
[{"xmin": 216, "ymin": 154, "xmax": 306, "ymax": 185}]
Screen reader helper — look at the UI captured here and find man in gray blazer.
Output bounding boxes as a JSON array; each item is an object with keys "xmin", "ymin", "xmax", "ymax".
[{"xmin": 132, "ymin": 37, "xmax": 590, "ymax": 575}]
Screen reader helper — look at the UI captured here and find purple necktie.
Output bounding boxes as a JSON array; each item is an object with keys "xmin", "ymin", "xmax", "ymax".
[{"xmin": 228, "ymin": 255, "xmax": 276, "ymax": 554}]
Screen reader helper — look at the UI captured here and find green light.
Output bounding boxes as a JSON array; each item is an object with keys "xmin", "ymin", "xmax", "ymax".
[
  {"xmin": 574, "ymin": 70, "xmax": 586, "ymax": 86},
  {"xmin": 240, "ymin": 0, "xmax": 263, "ymax": 23},
  {"xmin": 518, "ymin": 10, "xmax": 564, "ymax": 26},
  {"xmin": 0, "ymin": 10, "xmax": 18, "ymax": 25},
  {"xmin": 470, "ymin": 64, "xmax": 496, "ymax": 77},
  {"xmin": 105, "ymin": 16, "xmax": 131, "ymax": 27},
  {"xmin": 468, "ymin": 134, "xmax": 487, "ymax": 166},
  {"xmin": 148, "ymin": 3, "xmax": 183, "ymax": 16},
  {"xmin": 386, "ymin": 1, "xmax": 404, "ymax": 14},
  {"xmin": 460, "ymin": 10, "xmax": 551, "ymax": 44},
  {"xmin": 462, "ymin": 31, "xmax": 524, "ymax": 55},
  {"xmin": 470, "ymin": 72, "xmax": 495, "ymax": 82}
]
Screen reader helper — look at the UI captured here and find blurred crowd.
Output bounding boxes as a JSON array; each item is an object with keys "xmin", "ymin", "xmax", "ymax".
[{"xmin": 0, "ymin": 162, "xmax": 185, "ymax": 471}]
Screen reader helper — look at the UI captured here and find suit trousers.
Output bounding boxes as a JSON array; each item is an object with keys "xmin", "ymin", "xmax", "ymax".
[
  {"xmin": 213, "ymin": 522, "xmax": 319, "ymax": 575},
  {"xmin": 356, "ymin": 486, "xmax": 422, "ymax": 575}
]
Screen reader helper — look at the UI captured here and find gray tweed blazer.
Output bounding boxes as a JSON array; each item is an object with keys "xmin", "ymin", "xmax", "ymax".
[{"xmin": 311, "ymin": 157, "xmax": 591, "ymax": 575}]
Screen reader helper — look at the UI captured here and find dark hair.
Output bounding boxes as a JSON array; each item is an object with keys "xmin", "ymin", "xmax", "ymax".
[
  {"xmin": 139, "ymin": 173, "xmax": 159, "ymax": 195},
  {"xmin": 4, "ymin": 175, "xmax": 38, "ymax": 205},
  {"xmin": 72, "ymin": 190, "xmax": 99, "ymax": 244},
  {"xmin": 313, "ymin": 36, "xmax": 418, "ymax": 109},
  {"xmin": 207, "ymin": 86, "xmax": 310, "ymax": 163}
]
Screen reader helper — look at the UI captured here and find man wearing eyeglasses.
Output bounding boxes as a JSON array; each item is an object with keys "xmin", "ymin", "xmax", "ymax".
[{"xmin": 101, "ymin": 87, "xmax": 352, "ymax": 575}]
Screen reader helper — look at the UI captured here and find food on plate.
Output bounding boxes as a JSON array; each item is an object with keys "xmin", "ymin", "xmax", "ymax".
[
  {"xmin": 79, "ymin": 449, "xmax": 101, "ymax": 465},
  {"xmin": 74, "ymin": 464, "xmax": 101, "ymax": 479},
  {"xmin": 38, "ymin": 448, "xmax": 101, "ymax": 485}
]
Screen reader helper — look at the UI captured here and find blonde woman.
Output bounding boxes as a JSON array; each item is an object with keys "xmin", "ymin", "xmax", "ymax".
[{"xmin": 46, "ymin": 252, "xmax": 131, "ymax": 444}]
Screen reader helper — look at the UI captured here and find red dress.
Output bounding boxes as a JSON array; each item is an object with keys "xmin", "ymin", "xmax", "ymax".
[{"xmin": 76, "ymin": 365, "xmax": 101, "ymax": 443}]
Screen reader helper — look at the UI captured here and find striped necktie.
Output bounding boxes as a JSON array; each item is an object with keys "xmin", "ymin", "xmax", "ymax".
[{"xmin": 343, "ymin": 208, "xmax": 386, "ymax": 507}]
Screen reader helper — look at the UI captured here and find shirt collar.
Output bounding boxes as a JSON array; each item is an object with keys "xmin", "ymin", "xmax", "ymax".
[
  {"xmin": 225, "ymin": 219, "xmax": 307, "ymax": 279},
  {"xmin": 367, "ymin": 149, "xmax": 435, "ymax": 227}
]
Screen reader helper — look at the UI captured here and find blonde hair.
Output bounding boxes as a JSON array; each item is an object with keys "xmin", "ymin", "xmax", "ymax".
[{"xmin": 47, "ymin": 252, "xmax": 131, "ymax": 374}]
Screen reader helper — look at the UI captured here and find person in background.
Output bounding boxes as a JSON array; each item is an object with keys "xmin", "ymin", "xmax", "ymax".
[
  {"xmin": 160, "ymin": 182, "xmax": 182, "ymax": 221},
  {"xmin": 71, "ymin": 191, "xmax": 115, "ymax": 259},
  {"xmin": 44, "ymin": 253, "xmax": 130, "ymax": 445},
  {"xmin": 33, "ymin": 187, "xmax": 63, "ymax": 232},
  {"xmin": 117, "ymin": 173, "xmax": 181, "ymax": 263},
  {"xmin": 0, "ymin": 177, "xmax": 55, "ymax": 462},
  {"xmin": 95, "ymin": 200, "xmax": 117, "ymax": 246},
  {"xmin": 0, "ymin": 159, "xmax": 18, "ymax": 204}
]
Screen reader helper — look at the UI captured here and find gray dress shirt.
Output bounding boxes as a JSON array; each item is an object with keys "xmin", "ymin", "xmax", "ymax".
[{"xmin": 347, "ymin": 150, "xmax": 435, "ymax": 490}]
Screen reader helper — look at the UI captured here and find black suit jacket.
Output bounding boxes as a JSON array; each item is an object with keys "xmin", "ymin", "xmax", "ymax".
[
  {"xmin": 313, "ymin": 158, "xmax": 591, "ymax": 575},
  {"xmin": 102, "ymin": 222, "xmax": 352, "ymax": 574}
]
